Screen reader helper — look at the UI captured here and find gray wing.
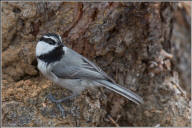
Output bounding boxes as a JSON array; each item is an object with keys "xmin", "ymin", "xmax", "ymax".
[{"xmin": 51, "ymin": 48, "xmax": 115, "ymax": 83}]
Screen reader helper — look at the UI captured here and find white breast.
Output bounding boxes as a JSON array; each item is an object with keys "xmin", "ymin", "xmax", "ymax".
[
  {"xmin": 37, "ymin": 59, "xmax": 54, "ymax": 80},
  {"xmin": 37, "ymin": 59, "xmax": 47, "ymax": 74}
]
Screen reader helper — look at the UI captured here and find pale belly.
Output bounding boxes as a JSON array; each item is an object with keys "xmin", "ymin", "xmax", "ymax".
[{"xmin": 54, "ymin": 78, "xmax": 102, "ymax": 94}]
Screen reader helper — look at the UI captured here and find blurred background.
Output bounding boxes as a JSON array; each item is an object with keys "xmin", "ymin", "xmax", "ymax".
[{"xmin": 2, "ymin": 2, "xmax": 191, "ymax": 127}]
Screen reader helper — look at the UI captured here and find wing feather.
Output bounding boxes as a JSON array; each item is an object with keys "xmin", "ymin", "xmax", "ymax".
[{"xmin": 51, "ymin": 47, "xmax": 115, "ymax": 83}]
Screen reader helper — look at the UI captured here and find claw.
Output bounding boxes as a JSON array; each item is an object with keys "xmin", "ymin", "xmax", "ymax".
[{"xmin": 56, "ymin": 103, "xmax": 66, "ymax": 118}]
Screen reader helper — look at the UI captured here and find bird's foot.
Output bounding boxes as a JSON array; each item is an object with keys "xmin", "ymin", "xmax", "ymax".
[{"xmin": 47, "ymin": 93, "xmax": 77, "ymax": 118}]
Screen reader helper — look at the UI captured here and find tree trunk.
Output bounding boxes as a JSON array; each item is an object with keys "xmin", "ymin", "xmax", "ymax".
[{"xmin": 2, "ymin": 2, "xmax": 191, "ymax": 127}]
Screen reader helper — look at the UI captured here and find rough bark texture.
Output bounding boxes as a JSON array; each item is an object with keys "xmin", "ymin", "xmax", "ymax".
[{"xmin": 2, "ymin": 2, "xmax": 191, "ymax": 127}]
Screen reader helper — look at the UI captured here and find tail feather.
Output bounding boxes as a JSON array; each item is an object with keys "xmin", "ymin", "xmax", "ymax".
[{"xmin": 97, "ymin": 80, "xmax": 144, "ymax": 104}]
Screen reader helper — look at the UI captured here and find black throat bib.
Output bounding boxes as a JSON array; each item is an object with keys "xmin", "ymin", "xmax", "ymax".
[{"xmin": 38, "ymin": 45, "xmax": 64, "ymax": 64}]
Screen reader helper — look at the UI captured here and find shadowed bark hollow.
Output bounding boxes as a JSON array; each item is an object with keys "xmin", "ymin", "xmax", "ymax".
[{"xmin": 2, "ymin": 2, "xmax": 191, "ymax": 127}]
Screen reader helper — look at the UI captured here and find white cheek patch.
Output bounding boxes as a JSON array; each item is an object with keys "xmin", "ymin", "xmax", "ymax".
[{"xmin": 36, "ymin": 41, "xmax": 56, "ymax": 56}]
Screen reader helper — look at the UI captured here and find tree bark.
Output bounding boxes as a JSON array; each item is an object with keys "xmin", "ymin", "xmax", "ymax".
[{"xmin": 2, "ymin": 2, "xmax": 191, "ymax": 126}]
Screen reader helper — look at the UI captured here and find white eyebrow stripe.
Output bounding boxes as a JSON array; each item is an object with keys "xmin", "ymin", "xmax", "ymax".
[
  {"xmin": 43, "ymin": 35, "xmax": 58, "ymax": 43},
  {"xmin": 59, "ymin": 36, "xmax": 62, "ymax": 42}
]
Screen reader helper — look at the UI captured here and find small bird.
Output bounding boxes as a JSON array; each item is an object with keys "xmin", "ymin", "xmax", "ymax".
[{"xmin": 36, "ymin": 33, "xmax": 143, "ymax": 116}]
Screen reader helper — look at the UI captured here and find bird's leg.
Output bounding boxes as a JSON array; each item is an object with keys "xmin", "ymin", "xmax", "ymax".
[
  {"xmin": 48, "ymin": 93, "xmax": 77, "ymax": 103},
  {"xmin": 47, "ymin": 93, "xmax": 78, "ymax": 118}
]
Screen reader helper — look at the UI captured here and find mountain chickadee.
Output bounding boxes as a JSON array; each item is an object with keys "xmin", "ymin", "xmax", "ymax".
[{"xmin": 36, "ymin": 33, "xmax": 143, "ymax": 116}]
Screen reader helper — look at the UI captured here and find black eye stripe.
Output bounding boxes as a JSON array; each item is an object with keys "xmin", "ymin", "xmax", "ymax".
[{"xmin": 39, "ymin": 37, "xmax": 56, "ymax": 45}]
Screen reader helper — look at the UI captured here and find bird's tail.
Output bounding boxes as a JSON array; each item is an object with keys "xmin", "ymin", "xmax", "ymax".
[{"xmin": 97, "ymin": 80, "xmax": 144, "ymax": 104}]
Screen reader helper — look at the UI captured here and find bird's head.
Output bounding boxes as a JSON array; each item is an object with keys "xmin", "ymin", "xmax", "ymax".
[{"xmin": 36, "ymin": 33, "xmax": 65, "ymax": 64}]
